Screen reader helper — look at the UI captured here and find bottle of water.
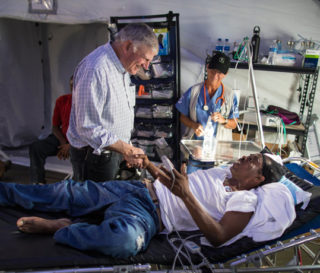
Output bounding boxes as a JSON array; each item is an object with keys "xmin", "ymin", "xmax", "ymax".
[
  {"xmin": 232, "ymin": 41, "xmax": 239, "ymax": 60},
  {"xmin": 251, "ymin": 26, "xmax": 260, "ymax": 63},
  {"xmin": 223, "ymin": 38, "xmax": 231, "ymax": 55},
  {"xmin": 215, "ymin": 38, "xmax": 223, "ymax": 52},
  {"xmin": 276, "ymin": 40, "xmax": 282, "ymax": 52},
  {"xmin": 202, "ymin": 118, "xmax": 215, "ymax": 158},
  {"xmin": 267, "ymin": 40, "xmax": 278, "ymax": 65}
]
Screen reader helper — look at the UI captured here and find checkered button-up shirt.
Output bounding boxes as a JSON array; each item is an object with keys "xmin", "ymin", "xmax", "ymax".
[{"xmin": 67, "ymin": 43, "xmax": 136, "ymax": 155}]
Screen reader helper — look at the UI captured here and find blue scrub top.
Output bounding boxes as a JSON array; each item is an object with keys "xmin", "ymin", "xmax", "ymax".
[{"xmin": 176, "ymin": 83, "xmax": 239, "ymax": 140}]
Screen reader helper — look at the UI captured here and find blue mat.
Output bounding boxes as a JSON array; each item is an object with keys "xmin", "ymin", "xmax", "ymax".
[
  {"xmin": 281, "ymin": 163, "xmax": 320, "ymax": 238},
  {"xmin": 285, "ymin": 163, "xmax": 320, "ymax": 186}
]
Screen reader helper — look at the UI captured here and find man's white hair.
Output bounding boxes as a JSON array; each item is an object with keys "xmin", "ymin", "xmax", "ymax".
[{"xmin": 114, "ymin": 23, "xmax": 158, "ymax": 54}]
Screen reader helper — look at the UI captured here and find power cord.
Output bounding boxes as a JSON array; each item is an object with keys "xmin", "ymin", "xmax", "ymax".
[
  {"xmin": 168, "ymin": 234, "xmax": 215, "ymax": 273},
  {"xmin": 158, "ymin": 199, "xmax": 198, "ymax": 272},
  {"xmin": 156, "ymin": 189, "xmax": 214, "ymax": 272}
]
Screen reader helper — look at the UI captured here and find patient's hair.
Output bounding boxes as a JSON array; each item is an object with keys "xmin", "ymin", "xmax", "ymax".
[{"xmin": 260, "ymin": 154, "xmax": 286, "ymax": 186}]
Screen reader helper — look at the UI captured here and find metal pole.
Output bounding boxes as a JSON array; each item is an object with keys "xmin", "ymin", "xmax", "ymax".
[{"xmin": 246, "ymin": 43, "xmax": 265, "ymax": 148}]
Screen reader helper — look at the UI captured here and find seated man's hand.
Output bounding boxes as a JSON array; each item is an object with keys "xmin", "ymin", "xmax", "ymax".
[
  {"xmin": 57, "ymin": 143, "xmax": 70, "ymax": 160},
  {"xmin": 124, "ymin": 146, "xmax": 145, "ymax": 169}
]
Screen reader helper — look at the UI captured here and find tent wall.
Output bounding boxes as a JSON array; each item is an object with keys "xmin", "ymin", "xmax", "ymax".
[
  {"xmin": 0, "ymin": 18, "xmax": 44, "ymax": 147},
  {"xmin": 0, "ymin": 19, "xmax": 107, "ymax": 147},
  {"xmin": 0, "ymin": 0, "xmax": 319, "ymax": 149}
]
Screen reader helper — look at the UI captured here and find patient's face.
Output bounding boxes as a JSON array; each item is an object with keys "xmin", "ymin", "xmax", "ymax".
[{"xmin": 230, "ymin": 153, "xmax": 264, "ymax": 190}]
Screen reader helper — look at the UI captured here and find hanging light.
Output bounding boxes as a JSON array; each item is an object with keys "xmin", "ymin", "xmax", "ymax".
[{"xmin": 28, "ymin": 0, "xmax": 57, "ymax": 14}]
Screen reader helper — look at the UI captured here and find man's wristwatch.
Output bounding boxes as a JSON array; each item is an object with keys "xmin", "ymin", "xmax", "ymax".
[{"xmin": 222, "ymin": 120, "xmax": 228, "ymax": 125}]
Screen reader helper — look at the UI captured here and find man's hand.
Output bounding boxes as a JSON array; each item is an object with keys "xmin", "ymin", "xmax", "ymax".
[
  {"xmin": 193, "ymin": 123, "xmax": 204, "ymax": 137},
  {"xmin": 57, "ymin": 143, "xmax": 70, "ymax": 160},
  {"xmin": 123, "ymin": 146, "xmax": 145, "ymax": 169},
  {"xmin": 212, "ymin": 112, "xmax": 226, "ymax": 124}
]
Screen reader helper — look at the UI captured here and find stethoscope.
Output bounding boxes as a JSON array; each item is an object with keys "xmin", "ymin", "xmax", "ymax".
[{"xmin": 203, "ymin": 82, "xmax": 225, "ymax": 111}]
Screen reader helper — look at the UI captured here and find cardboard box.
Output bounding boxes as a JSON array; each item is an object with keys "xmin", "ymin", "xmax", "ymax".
[
  {"xmin": 303, "ymin": 49, "xmax": 320, "ymax": 68},
  {"xmin": 232, "ymin": 132, "xmax": 247, "ymax": 141}
]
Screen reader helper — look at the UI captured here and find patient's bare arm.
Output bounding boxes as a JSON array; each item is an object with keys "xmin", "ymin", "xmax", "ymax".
[{"xmin": 160, "ymin": 168, "xmax": 253, "ymax": 247}]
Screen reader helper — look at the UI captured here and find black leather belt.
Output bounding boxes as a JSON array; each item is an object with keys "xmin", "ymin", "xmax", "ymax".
[
  {"xmin": 142, "ymin": 180, "xmax": 164, "ymax": 231},
  {"xmin": 86, "ymin": 146, "xmax": 112, "ymax": 155}
]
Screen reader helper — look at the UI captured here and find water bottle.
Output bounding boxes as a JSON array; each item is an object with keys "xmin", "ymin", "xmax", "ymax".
[
  {"xmin": 232, "ymin": 41, "xmax": 239, "ymax": 60},
  {"xmin": 215, "ymin": 38, "xmax": 223, "ymax": 52},
  {"xmin": 267, "ymin": 40, "xmax": 278, "ymax": 65},
  {"xmin": 251, "ymin": 26, "xmax": 260, "ymax": 63},
  {"xmin": 276, "ymin": 40, "xmax": 282, "ymax": 52},
  {"xmin": 202, "ymin": 117, "xmax": 215, "ymax": 158},
  {"xmin": 223, "ymin": 38, "xmax": 231, "ymax": 55}
]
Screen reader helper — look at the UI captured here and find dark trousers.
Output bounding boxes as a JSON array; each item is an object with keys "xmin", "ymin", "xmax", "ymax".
[
  {"xmin": 29, "ymin": 134, "xmax": 60, "ymax": 183},
  {"xmin": 70, "ymin": 145, "xmax": 122, "ymax": 182}
]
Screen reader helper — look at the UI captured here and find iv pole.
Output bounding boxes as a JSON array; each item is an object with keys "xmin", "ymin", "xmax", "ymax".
[{"xmin": 246, "ymin": 42, "xmax": 265, "ymax": 148}]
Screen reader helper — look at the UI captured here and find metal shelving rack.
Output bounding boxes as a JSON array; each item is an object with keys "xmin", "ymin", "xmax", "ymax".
[
  {"xmin": 110, "ymin": 11, "xmax": 181, "ymax": 166},
  {"xmin": 231, "ymin": 62, "xmax": 319, "ymax": 155}
]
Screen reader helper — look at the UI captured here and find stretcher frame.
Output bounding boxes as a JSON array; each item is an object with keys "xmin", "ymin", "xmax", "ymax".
[
  {"xmin": 3, "ymin": 229, "xmax": 320, "ymax": 273},
  {"xmin": 0, "ymin": 165, "xmax": 320, "ymax": 273}
]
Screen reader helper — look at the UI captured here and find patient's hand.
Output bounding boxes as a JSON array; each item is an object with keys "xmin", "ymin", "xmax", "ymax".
[{"xmin": 159, "ymin": 167, "xmax": 190, "ymax": 198}]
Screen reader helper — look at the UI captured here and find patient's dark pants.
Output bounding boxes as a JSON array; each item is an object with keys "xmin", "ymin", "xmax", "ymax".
[{"xmin": 0, "ymin": 180, "xmax": 159, "ymax": 258}]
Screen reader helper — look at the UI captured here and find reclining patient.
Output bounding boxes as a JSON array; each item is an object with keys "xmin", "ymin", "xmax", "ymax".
[{"xmin": 0, "ymin": 153, "xmax": 296, "ymax": 258}]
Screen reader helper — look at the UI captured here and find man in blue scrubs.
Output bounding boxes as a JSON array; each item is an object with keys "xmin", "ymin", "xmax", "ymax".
[{"xmin": 176, "ymin": 52, "xmax": 239, "ymax": 173}]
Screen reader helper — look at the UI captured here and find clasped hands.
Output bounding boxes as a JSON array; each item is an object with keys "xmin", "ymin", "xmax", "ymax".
[
  {"xmin": 123, "ymin": 146, "xmax": 145, "ymax": 169},
  {"xmin": 134, "ymin": 154, "xmax": 190, "ymax": 199}
]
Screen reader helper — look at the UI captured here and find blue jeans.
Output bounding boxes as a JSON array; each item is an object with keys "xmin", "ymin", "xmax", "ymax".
[
  {"xmin": 0, "ymin": 180, "xmax": 159, "ymax": 258},
  {"xmin": 70, "ymin": 146, "xmax": 122, "ymax": 182},
  {"xmin": 187, "ymin": 157, "xmax": 214, "ymax": 174},
  {"xmin": 29, "ymin": 134, "xmax": 60, "ymax": 183}
]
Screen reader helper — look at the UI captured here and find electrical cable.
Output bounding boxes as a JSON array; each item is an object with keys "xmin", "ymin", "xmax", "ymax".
[
  {"xmin": 169, "ymin": 237, "xmax": 192, "ymax": 271},
  {"xmin": 157, "ymin": 197, "xmax": 199, "ymax": 272},
  {"xmin": 168, "ymin": 234, "xmax": 203, "ymax": 272},
  {"xmin": 168, "ymin": 234, "xmax": 215, "ymax": 273}
]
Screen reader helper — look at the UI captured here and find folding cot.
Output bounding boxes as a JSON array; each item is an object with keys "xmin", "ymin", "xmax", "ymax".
[{"xmin": 0, "ymin": 161, "xmax": 319, "ymax": 273}]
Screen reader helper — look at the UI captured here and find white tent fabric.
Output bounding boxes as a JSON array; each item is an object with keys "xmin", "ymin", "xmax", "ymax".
[{"xmin": 0, "ymin": 0, "xmax": 320, "ymax": 149}]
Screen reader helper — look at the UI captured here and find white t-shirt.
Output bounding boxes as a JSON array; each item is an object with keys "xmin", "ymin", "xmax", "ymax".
[
  {"xmin": 154, "ymin": 166, "xmax": 296, "ymax": 246},
  {"xmin": 154, "ymin": 167, "xmax": 257, "ymax": 232}
]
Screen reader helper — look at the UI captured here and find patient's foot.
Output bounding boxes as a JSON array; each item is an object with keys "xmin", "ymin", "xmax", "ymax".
[{"xmin": 17, "ymin": 217, "xmax": 72, "ymax": 234}]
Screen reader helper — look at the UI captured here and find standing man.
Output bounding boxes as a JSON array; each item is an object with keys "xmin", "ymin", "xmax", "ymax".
[
  {"xmin": 176, "ymin": 52, "xmax": 239, "ymax": 174},
  {"xmin": 29, "ymin": 76, "xmax": 73, "ymax": 184},
  {"xmin": 67, "ymin": 23, "xmax": 159, "ymax": 182}
]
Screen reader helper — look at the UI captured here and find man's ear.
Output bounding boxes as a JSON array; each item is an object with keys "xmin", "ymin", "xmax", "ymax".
[{"xmin": 123, "ymin": 40, "xmax": 133, "ymax": 53}]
